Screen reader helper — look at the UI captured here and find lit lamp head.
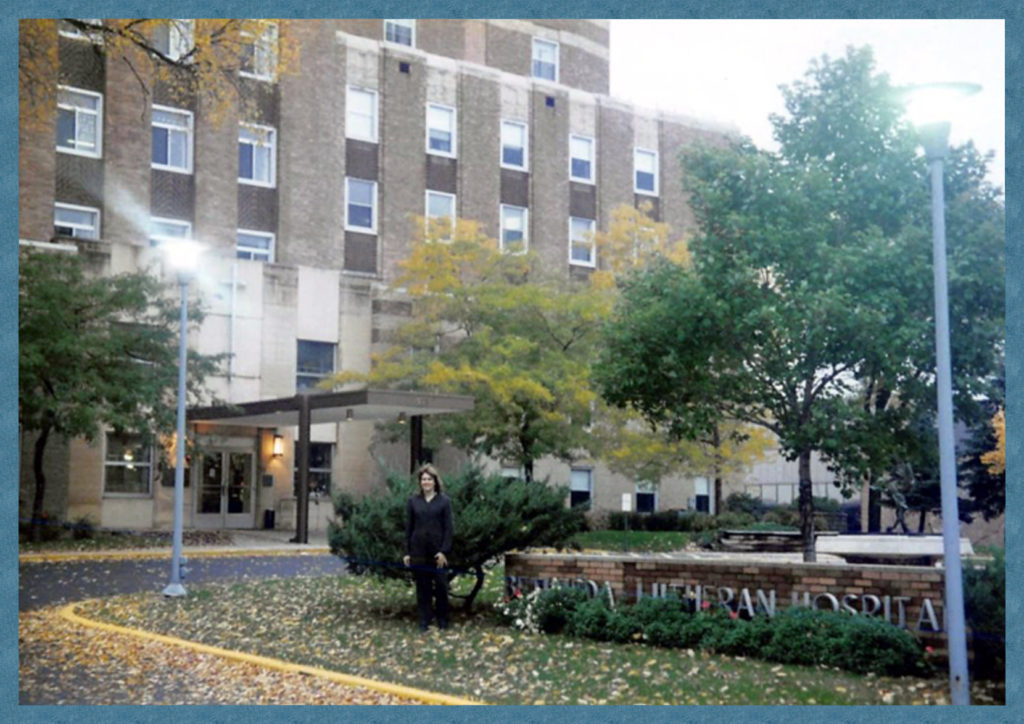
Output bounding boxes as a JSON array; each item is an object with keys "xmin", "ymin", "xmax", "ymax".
[
  {"xmin": 900, "ymin": 82, "xmax": 982, "ymax": 160},
  {"xmin": 162, "ymin": 238, "xmax": 204, "ymax": 282}
]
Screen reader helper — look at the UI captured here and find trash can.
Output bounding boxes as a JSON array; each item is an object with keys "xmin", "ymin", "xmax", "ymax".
[{"xmin": 263, "ymin": 509, "xmax": 275, "ymax": 530}]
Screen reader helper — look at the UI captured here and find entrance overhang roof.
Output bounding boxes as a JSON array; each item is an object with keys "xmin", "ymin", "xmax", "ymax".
[{"xmin": 187, "ymin": 388, "xmax": 474, "ymax": 427}]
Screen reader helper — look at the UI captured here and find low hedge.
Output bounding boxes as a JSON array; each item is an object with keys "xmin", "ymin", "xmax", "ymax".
[{"xmin": 497, "ymin": 587, "xmax": 930, "ymax": 677}]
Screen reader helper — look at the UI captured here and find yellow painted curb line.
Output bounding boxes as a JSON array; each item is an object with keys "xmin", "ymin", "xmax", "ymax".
[
  {"xmin": 60, "ymin": 601, "xmax": 484, "ymax": 706},
  {"xmin": 20, "ymin": 548, "xmax": 332, "ymax": 564}
]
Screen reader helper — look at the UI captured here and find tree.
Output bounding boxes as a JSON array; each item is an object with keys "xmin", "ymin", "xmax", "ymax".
[
  {"xmin": 329, "ymin": 465, "xmax": 586, "ymax": 611},
  {"xmin": 981, "ymin": 408, "xmax": 1005, "ymax": 476},
  {"xmin": 595, "ymin": 47, "xmax": 1004, "ymax": 560},
  {"xmin": 19, "ymin": 249, "xmax": 222, "ymax": 540},
  {"xmin": 19, "ymin": 18, "xmax": 299, "ymax": 132},
  {"xmin": 331, "ymin": 218, "xmax": 607, "ymax": 482}
]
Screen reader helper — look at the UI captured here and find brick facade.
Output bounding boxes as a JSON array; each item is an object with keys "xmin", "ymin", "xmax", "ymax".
[{"xmin": 506, "ymin": 553, "xmax": 950, "ymax": 651}]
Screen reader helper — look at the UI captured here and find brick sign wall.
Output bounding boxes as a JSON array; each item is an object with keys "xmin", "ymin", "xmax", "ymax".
[{"xmin": 505, "ymin": 553, "xmax": 948, "ymax": 649}]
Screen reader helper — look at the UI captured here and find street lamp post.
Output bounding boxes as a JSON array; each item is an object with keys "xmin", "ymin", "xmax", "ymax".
[
  {"xmin": 162, "ymin": 240, "xmax": 202, "ymax": 597},
  {"xmin": 905, "ymin": 82, "xmax": 980, "ymax": 706}
]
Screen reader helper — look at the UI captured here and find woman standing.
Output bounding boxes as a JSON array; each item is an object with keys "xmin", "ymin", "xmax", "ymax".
[{"xmin": 403, "ymin": 463, "xmax": 454, "ymax": 631}]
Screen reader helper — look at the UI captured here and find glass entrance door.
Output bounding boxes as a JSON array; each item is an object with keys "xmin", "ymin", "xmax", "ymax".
[{"xmin": 195, "ymin": 451, "xmax": 255, "ymax": 529}]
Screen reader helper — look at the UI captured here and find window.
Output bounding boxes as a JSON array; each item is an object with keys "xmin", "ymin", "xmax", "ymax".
[
  {"xmin": 570, "ymin": 135, "xmax": 595, "ymax": 183},
  {"xmin": 500, "ymin": 204, "xmax": 528, "ymax": 253},
  {"xmin": 426, "ymin": 191, "xmax": 455, "ymax": 239},
  {"xmin": 426, "ymin": 103, "xmax": 456, "ymax": 157},
  {"xmin": 570, "ymin": 468, "xmax": 592, "ymax": 508},
  {"xmin": 236, "ymin": 229, "xmax": 274, "ymax": 262},
  {"xmin": 569, "ymin": 217, "xmax": 596, "ymax": 267},
  {"xmin": 149, "ymin": 217, "xmax": 191, "ymax": 248},
  {"xmin": 153, "ymin": 19, "xmax": 194, "ymax": 61},
  {"xmin": 104, "ymin": 432, "xmax": 152, "ymax": 496},
  {"xmin": 636, "ymin": 481, "xmax": 658, "ymax": 514},
  {"xmin": 58, "ymin": 19, "xmax": 102, "ymax": 40},
  {"xmin": 54, "ymin": 203, "xmax": 100, "ymax": 240},
  {"xmin": 295, "ymin": 442, "xmax": 334, "ymax": 497},
  {"xmin": 240, "ymin": 22, "xmax": 278, "ymax": 80},
  {"xmin": 345, "ymin": 178, "xmax": 377, "ymax": 233},
  {"xmin": 56, "ymin": 86, "xmax": 102, "ymax": 158},
  {"xmin": 693, "ymin": 476, "xmax": 710, "ymax": 513},
  {"xmin": 501, "ymin": 466, "xmax": 524, "ymax": 483},
  {"xmin": 238, "ymin": 124, "xmax": 276, "ymax": 186},
  {"xmin": 346, "ymin": 86, "xmax": 378, "ymax": 142},
  {"xmin": 384, "ymin": 19, "xmax": 415, "ymax": 46},
  {"xmin": 151, "ymin": 105, "xmax": 193, "ymax": 173},
  {"xmin": 532, "ymin": 38, "xmax": 559, "ymax": 81},
  {"xmin": 297, "ymin": 340, "xmax": 335, "ymax": 390},
  {"xmin": 501, "ymin": 120, "xmax": 528, "ymax": 170},
  {"xmin": 635, "ymin": 148, "xmax": 659, "ymax": 195}
]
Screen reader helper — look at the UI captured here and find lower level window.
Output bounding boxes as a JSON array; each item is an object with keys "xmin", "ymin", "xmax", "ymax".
[
  {"xmin": 104, "ymin": 433, "xmax": 152, "ymax": 495},
  {"xmin": 294, "ymin": 442, "xmax": 333, "ymax": 496},
  {"xmin": 570, "ymin": 468, "xmax": 592, "ymax": 508},
  {"xmin": 54, "ymin": 203, "xmax": 100, "ymax": 239},
  {"xmin": 636, "ymin": 481, "xmax": 657, "ymax": 513},
  {"xmin": 237, "ymin": 229, "xmax": 274, "ymax": 262},
  {"xmin": 569, "ymin": 217, "xmax": 596, "ymax": 267}
]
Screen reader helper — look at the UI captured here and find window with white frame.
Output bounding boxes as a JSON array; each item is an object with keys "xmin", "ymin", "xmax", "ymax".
[
  {"xmin": 54, "ymin": 203, "xmax": 100, "ymax": 240},
  {"xmin": 384, "ymin": 19, "xmax": 415, "ymax": 46},
  {"xmin": 570, "ymin": 134, "xmax": 595, "ymax": 183},
  {"xmin": 532, "ymin": 38, "xmax": 559, "ymax": 81},
  {"xmin": 426, "ymin": 103, "xmax": 456, "ymax": 157},
  {"xmin": 346, "ymin": 86, "xmax": 378, "ymax": 142},
  {"xmin": 569, "ymin": 216, "xmax": 596, "ymax": 267},
  {"xmin": 426, "ymin": 191, "xmax": 456, "ymax": 239},
  {"xmin": 151, "ymin": 106, "xmax": 193, "ymax": 173},
  {"xmin": 501, "ymin": 120, "xmax": 528, "ymax": 170},
  {"xmin": 236, "ymin": 229, "xmax": 274, "ymax": 262},
  {"xmin": 149, "ymin": 217, "xmax": 191, "ymax": 248},
  {"xmin": 240, "ymin": 22, "xmax": 278, "ymax": 80},
  {"xmin": 345, "ymin": 178, "xmax": 377, "ymax": 233},
  {"xmin": 634, "ymin": 148, "xmax": 659, "ymax": 195},
  {"xmin": 56, "ymin": 86, "xmax": 102, "ymax": 158},
  {"xmin": 570, "ymin": 468, "xmax": 592, "ymax": 508},
  {"xmin": 238, "ymin": 124, "xmax": 276, "ymax": 186},
  {"xmin": 500, "ymin": 204, "xmax": 528, "ymax": 253},
  {"xmin": 636, "ymin": 481, "xmax": 658, "ymax": 514},
  {"xmin": 153, "ymin": 19, "xmax": 195, "ymax": 61},
  {"xmin": 104, "ymin": 432, "xmax": 153, "ymax": 496},
  {"xmin": 296, "ymin": 340, "xmax": 335, "ymax": 391}
]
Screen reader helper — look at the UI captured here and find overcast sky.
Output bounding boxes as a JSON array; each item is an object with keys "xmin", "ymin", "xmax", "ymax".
[{"xmin": 608, "ymin": 19, "xmax": 1005, "ymax": 192}]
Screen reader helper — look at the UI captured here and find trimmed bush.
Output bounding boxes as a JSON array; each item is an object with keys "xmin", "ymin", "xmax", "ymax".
[{"xmin": 508, "ymin": 591, "xmax": 929, "ymax": 677}]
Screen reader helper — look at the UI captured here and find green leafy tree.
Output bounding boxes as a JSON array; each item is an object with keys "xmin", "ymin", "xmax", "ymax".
[
  {"xmin": 595, "ymin": 47, "xmax": 1004, "ymax": 560},
  {"xmin": 19, "ymin": 250, "xmax": 222, "ymax": 540},
  {"xmin": 329, "ymin": 465, "xmax": 586, "ymax": 611}
]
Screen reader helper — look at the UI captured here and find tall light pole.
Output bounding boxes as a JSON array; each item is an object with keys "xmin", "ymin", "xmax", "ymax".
[
  {"xmin": 904, "ymin": 81, "xmax": 981, "ymax": 706},
  {"xmin": 162, "ymin": 239, "xmax": 202, "ymax": 597}
]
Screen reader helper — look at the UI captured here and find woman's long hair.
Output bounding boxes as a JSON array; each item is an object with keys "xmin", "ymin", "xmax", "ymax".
[{"xmin": 416, "ymin": 463, "xmax": 444, "ymax": 495}]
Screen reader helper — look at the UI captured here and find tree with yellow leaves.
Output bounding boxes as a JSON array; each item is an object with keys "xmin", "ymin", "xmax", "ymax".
[
  {"xmin": 981, "ymin": 409, "xmax": 1005, "ymax": 475},
  {"xmin": 19, "ymin": 18, "xmax": 299, "ymax": 132},
  {"xmin": 331, "ymin": 217, "xmax": 606, "ymax": 482}
]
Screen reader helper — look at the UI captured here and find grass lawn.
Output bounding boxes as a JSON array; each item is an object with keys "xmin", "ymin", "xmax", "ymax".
[
  {"xmin": 19, "ymin": 529, "xmax": 233, "ymax": 552},
  {"xmin": 570, "ymin": 529, "xmax": 697, "ymax": 552},
  {"xmin": 78, "ymin": 567, "xmax": 986, "ymax": 705}
]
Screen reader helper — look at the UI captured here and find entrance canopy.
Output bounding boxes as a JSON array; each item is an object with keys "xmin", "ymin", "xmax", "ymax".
[
  {"xmin": 187, "ymin": 388, "xmax": 474, "ymax": 544},
  {"xmin": 188, "ymin": 388, "xmax": 474, "ymax": 427}
]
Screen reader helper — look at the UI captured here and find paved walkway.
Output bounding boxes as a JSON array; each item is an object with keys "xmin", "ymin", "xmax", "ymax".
[{"xmin": 18, "ymin": 530, "xmax": 479, "ymax": 705}]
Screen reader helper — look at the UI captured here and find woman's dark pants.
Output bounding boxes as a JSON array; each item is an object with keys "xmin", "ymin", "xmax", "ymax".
[{"xmin": 413, "ymin": 562, "xmax": 449, "ymax": 629}]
